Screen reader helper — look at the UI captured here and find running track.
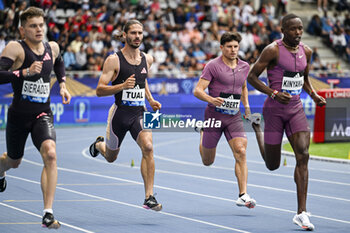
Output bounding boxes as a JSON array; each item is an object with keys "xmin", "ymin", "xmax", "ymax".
[{"xmin": 0, "ymin": 124, "xmax": 349, "ymax": 233}]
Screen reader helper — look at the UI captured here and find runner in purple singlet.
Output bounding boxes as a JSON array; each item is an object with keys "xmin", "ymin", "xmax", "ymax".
[
  {"xmin": 194, "ymin": 32, "xmax": 256, "ymax": 209},
  {"xmin": 247, "ymin": 14, "xmax": 326, "ymax": 231}
]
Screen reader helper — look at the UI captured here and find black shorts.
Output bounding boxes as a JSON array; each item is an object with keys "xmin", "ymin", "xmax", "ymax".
[
  {"xmin": 6, "ymin": 109, "xmax": 56, "ymax": 160},
  {"xmin": 105, "ymin": 104, "xmax": 145, "ymax": 150}
]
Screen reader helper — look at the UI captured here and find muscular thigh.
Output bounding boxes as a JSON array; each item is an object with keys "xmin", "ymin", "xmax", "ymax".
[
  {"xmin": 285, "ymin": 105, "xmax": 310, "ymax": 138},
  {"xmin": 106, "ymin": 104, "xmax": 128, "ymax": 150},
  {"xmin": 263, "ymin": 106, "xmax": 284, "ymax": 145},
  {"xmin": 6, "ymin": 111, "xmax": 31, "ymax": 160},
  {"xmin": 223, "ymin": 113, "xmax": 246, "ymax": 142},
  {"xmin": 31, "ymin": 112, "xmax": 56, "ymax": 151}
]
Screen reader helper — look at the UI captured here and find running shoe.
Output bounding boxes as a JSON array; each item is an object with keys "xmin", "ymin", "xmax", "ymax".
[
  {"xmin": 236, "ymin": 193, "xmax": 256, "ymax": 209},
  {"xmin": 244, "ymin": 113, "xmax": 261, "ymax": 125},
  {"xmin": 293, "ymin": 211, "xmax": 315, "ymax": 231},
  {"xmin": 89, "ymin": 136, "xmax": 104, "ymax": 157},
  {"xmin": 194, "ymin": 126, "xmax": 203, "ymax": 133},
  {"xmin": 143, "ymin": 195, "xmax": 162, "ymax": 211},
  {"xmin": 0, "ymin": 177, "xmax": 6, "ymax": 192},
  {"xmin": 42, "ymin": 212, "xmax": 61, "ymax": 229}
]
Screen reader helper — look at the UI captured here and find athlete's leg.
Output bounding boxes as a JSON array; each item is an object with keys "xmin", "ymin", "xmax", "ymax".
[
  {"xmin": 288, "ymin": 131, "xmax": 310, "ymax": 214},
  {"xmin": 252, "ymin": 122, "xmax": 283, "ymax": 170},
  {"xmin": 0, "ymin": 153, "xmax": 22, "ymax": 176},
  {"xmin": 199, "ymin": 129, "xmax": 217, "ymax": 166},
  {"xmin": 228, "ymin": 137, "xmax": 248, "ymax": 194},
  {"xmin": 136, "ymin": 130, "xmax": 155, "ymax": 198},
  {"xmin": 96, "ymin": 141, "xmax": 120, "ymax": 163},
  {"xmin": 39, "ymin": 139, "xmax": 57, "ymax": 210}
]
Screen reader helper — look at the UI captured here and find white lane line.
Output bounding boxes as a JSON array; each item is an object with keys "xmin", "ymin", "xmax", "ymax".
[
  {"xmin": 22, "ymin": 158, "xmax": 350, "ymax": 225},
  {"xmin": 7, "ymin": 175, "xmax": 250, "ymax": 233},
  {"xmin": 216, "ymin": 152, "xmax": 350, "ymax": 175},
  {"xmin": 79, "ymin": 152, "xmax": 350, "ymax": 203},
  {"xmin": 154, "ymin": 155, "xmax": 350, "ymax": 186},
  {"xmin": 0, "ymin": 202, "xmax": 94, "ymax": 233}
]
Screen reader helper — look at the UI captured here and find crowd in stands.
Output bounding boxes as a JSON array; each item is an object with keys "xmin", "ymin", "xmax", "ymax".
[
  {"xmin": 307, "ymin": 2, "xmax": 350, "ymax": 67},
  {"xmin": 0, "ymin": 0, "xmax": 349, "ymax": 78}
]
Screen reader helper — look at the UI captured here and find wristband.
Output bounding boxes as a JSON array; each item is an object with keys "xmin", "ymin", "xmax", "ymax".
[
  {"xmin": 26, "ymin": 67, "xmax": 30, "ymax": 77},
  {"xmin": 270, "ymin": 90, "xmax": 279, "ymax": 99}
]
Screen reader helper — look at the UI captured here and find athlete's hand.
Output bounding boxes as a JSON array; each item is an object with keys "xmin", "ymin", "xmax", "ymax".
[
  {"xmin": 123, "ymin": 74, "xmax": 136, "ymax": 89},
  {"xmin": 312, "ymin": 93, "xmax": 326, "ymax": 106},
  {"xmin": 244, "ymin": 106, "xmax": 251, "ymax": 119},
  {"xmin": 149, "ymin": 99, "xmax": 162, "ymax": 111},
  {"xmin": 275, "ymin": 92, "xmax": 292, "ymax": 104},
  {"xmin": 29, "ymin": 61, "xmax": 43, "ymax": 75},
  {"xmin": 59, "ymin": 82, "xmax": 71, "ymax": 104},
  {"xmin": 210, "ymin": 97, "xmax": 224, "ymax": 107}
]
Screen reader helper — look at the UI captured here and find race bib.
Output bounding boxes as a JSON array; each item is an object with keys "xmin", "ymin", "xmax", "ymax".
[
  {"xmin": 21, "ymin": 78, "xmax": 50, "ymax": 103},
  {"xmin": 281, "ymin": 71, "xmax": 304, "ymax": 95},
  {"xmin": 122, "ymin": 84, "xmax": 145, "ymax": 106},
  {"xmin": 215, "ymin": 93, "xmax": 241, "ymax": 115}
]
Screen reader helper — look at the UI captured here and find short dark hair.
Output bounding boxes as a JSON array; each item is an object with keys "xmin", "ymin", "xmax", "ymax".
[
  {"xmin": 281, "ymin": 13, "xmax": 300, "ymax": 29},
  {"xmin": 123, "ymin": 19, "xmax": 143, "ymax": 33},
  {"xmin": 20, "ymin": 7, "xmax": 45, "ymax": 26},
  {"xmin": 220, "ymin": 32, "xmax": 242, "ymax": 45}
]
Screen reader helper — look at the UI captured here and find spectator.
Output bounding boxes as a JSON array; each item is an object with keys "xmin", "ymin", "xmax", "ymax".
[
  {"xmin": 192, "ymin": 45, "xmax": 207, "ymax": 64},
  {"xmin": 91, "ymin": 35, "xmax": 104, "ymax": 55},
  {"xmin": 70, "ymin": 36, "xmax": 83, "ymax": 53},
  {"xmin": 0, "ymin": 33, "xmax": 5, "ymax": 54},
  {"xmin": 331, "ymin": 28, "xmax": 347, "ymax": 58},
  {"xmin": 63, "ymin": 46, "xmax": 76, "ymax": 70},
  {"xmin": 75, "ymin": 46, "xmax": 87, "ymax": 70},
  {"xmin": 174, "ymin": 45, "xmax": 187, "ymax": 63},
  {"xmin": 307, "ymin": 15, "xmax": 322, "ymax": 36}
]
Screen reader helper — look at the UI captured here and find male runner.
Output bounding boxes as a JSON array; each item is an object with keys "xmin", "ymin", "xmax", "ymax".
[
  {"xmin": 247, "ymin": 13, "xmax": 326, "ymax": 231},
  {"xmin": 0, "ymin": 7, "xmax": 71, "ymax": 229},
  {"xmin": 89, "ymin": 19, "xmax": 162, "ymax": 211},
  {"xmin": 193, "ymin": 32, "xmax": 256, "ymax": 209}
]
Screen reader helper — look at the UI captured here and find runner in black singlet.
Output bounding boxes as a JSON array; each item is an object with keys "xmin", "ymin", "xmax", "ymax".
[
  {"xmin": 88, "ymin": 20, "xmax": 162, "ymax": 211},
  {"xmin": 0, "ymin": 7, "xmax": 71, "ymax": 229}
]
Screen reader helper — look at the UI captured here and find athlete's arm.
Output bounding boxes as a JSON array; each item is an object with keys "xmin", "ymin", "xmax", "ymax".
[
  {"xmin": 50, "ymin": 41, "xmax": 66, "ymax": 84},
  {"xmin": 0, "ymin": 41, "xmax": 23, "ymax": 83},
  {"xmin": 50, "ymin": 41, "xmax": 71, "ymax": 104},
  {"xmin": 302, "ymin": 45, "xmax": 326, "ymax": 106},
  {"xmin": 145, "ymin": 53, "xmax": 161, "ymax": 110},
  {"xmin": 241, "ymin": 81, "xmax": 251, "ymax": 117},
  {"xmin": 96, "ymin": 54, "xmax": 133, "ymax": 97},
  {"xmin": 193, "ymin": 78, "xmax": 224, "ymax": 107},
  {"xmin": 247, "ymin": 43, "xmax": 291, "ymax": 104}
]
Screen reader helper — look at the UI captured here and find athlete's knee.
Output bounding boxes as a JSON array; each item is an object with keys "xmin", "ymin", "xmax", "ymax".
[
  {"xmin": 202, "ymin": 157, "xmax": 214, "ymax": 166},
  {"xmin": 295, "ymin": 150, "xmax": 309, "ymax": 166},
  {"xmin": 105, "ymin": 155, "xmax": 117, "ymax": 163},
  {"xmin": 234, "ymin": 147, "xmax": 247, "ymax": 163},
  {"xmin": 265, "ymin": 161, "xmax": 280, "ymax": 171},
  {"xmin": 141, "ymin": 142, "xmax": 153, "ymax": 154},
  {"xmin": 10, "ymin": 159, "xmax": 21, "ymax": 169},
  {"xmin": 105, "ymin": 150, "xmax": 119, "ymax": 163}
]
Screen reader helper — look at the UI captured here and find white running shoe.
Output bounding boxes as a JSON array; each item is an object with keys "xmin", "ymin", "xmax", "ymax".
[
  {"xmin": 245, "ymin": 113, "xmax": 261, "ymax": 125},
  {"xmin": 236, "ymin": 193, "xmax": 256, "ymax": 209},
  {"xmin": 293, "ymin": 211, "xmax": 315, "ymax": 231}
]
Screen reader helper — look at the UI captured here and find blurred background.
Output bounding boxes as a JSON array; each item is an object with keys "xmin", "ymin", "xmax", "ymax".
[{"xmin": 0, "ymin": 0, "xmax": 349, "ymax": 158}]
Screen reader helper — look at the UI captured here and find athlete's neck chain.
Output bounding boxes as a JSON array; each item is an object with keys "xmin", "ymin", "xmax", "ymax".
[{"xmin": 282, "ymin": 40, "xmax": 299, "ymax": 51}]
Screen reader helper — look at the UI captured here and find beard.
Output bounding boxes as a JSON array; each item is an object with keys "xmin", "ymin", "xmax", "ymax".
[{"xmin": 126, "ymin": 37, "xmax": 141, "ymax": 49}]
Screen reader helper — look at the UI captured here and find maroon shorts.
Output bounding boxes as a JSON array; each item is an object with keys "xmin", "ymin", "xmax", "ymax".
[
  {"xmin": 202, "ymin": 106, "xmax": 246, "ymax": 149},
  {"xmin": 263, "ymin": 97, "xmax": 310, "ymax": 145}
]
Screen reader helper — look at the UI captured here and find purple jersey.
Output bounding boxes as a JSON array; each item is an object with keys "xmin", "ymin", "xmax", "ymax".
[
  {"xmin": 200, "ymin": 56, "xmax": 250, "ymax": 114},
  {"xmin": 263, "ymin": 39, "xmax": 310, "ymax": 145},
  {"xmin": 267, "ymin": 39, "xmax": 307, "ymax": 97}
]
